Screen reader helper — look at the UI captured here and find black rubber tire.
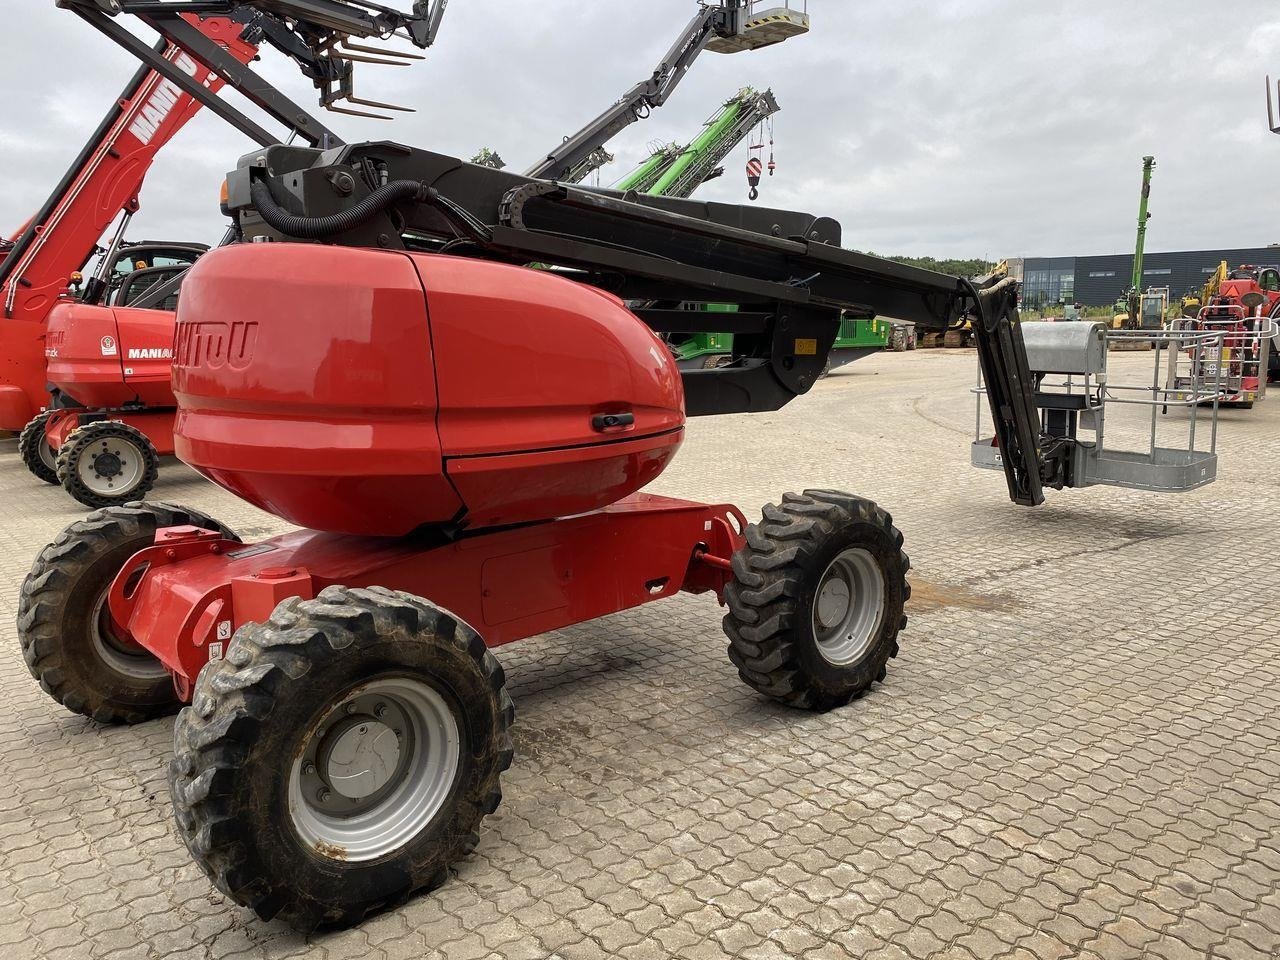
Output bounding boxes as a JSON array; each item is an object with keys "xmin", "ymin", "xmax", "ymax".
[
  {"xmin": 723, "ymin": 490, "xmax": 910, "ymax": 711},
  {"xmin": 169, "ymin": 585, "xmax": 515, "ymax": 930},
  {"xmin": 17, "ymin": 502, "xmax": 239, "ymax": 724},
  {"xmin": 56, "ymin": 420, "xmax": 161, "ymax": 509},
  {"xmin": 19, "ymin": 411, "xmax": 60, "ymax": 485}
]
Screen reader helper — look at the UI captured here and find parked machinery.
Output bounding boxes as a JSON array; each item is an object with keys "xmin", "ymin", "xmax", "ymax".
[
  {"xmin": 31, "ymin": 241, "xmax": 207, "ymax": 503},
  {"xmin": 1112, "ymin": 156, "xmax": 1158, "ymax": 333},
  {"xmin": 0, "ymin": 14, "xmax": 260, "ymax": 438},
  {"xmin": 1167, "ymin": 265, "xmax": 1279, "ymax": 406},
  {"xmin": 18, "ymin": 0, "xmax": 449, "ymax": 507},
  {"xmin": 21, "ymin": 0, "xmax": 1180, "ymax": 933}
]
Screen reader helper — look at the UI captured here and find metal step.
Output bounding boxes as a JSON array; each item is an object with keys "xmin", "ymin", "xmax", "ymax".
[{"xmin": 707, "ymin": 6, "xmax": 811, "ymax": 54}]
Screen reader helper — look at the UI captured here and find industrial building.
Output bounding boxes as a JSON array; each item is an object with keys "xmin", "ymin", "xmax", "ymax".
[{"xmin": 1013, "ymin": 247, "xmax": 1280, "ymax": 307}]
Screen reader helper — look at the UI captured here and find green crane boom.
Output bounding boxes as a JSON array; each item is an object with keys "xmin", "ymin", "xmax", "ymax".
[
  {"xmin": 1130, "ymin": 155, "xmax": 1156, "ymax": 295},
  {"xmin": 651, "ymin": 88, "xmax": 779, "ymax": 198},
  {"xmin": 616, "ymin": 143, "xmax": 683, "ymax": 193},
  {"xmin": 1118, "ymin": 155, "xmax": 1157, "ymax": 329},
  {"xmin": 615, "ymin": 87, "xmax": 780, "ymax": 199}
]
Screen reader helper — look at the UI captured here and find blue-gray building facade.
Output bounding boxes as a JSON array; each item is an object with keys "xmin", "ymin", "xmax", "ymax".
[{"xmin": 1020, "ymin": 247, "xmax": 1280, "ymax": 307}]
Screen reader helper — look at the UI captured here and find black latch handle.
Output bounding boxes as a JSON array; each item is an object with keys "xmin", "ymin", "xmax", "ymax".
[{"xmin": 592, "ymin": 412, "xmax": 635, "ymax": 432}]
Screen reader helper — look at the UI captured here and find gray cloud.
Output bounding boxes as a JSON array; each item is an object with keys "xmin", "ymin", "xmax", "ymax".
[{"xmin": 3, "ymin": 1, "xmax": 1276, "ymax": 259}]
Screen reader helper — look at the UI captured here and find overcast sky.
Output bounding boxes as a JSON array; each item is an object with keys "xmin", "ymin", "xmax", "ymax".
[{"xmin": 3, "ymin": 1, "xmax": 1277, "ymax": 259}]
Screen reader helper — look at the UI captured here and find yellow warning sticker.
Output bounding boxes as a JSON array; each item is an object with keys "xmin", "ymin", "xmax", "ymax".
[{"xmin": 795, "ymin": 338, "xmax": 818, "ymax": 356}]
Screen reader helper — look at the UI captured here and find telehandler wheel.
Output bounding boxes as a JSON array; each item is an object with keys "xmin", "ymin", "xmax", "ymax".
[
  {"xmin": 57, "ymin": 421, "xmax": 160, "ymax": 509},
  {"xmin": 723, "ymin": 490, "xmax": 909, "ymax": 711},
  {"xmin": 19, "ymin": 411, "xmax": 60, "ymax": 485},
  {"xmin": 170, "ymin": 586, "xmax": 515, "ymax": 930},
  {"xmin": 18, "ymin": 502, "xmax": 240, "ymax": 724}
]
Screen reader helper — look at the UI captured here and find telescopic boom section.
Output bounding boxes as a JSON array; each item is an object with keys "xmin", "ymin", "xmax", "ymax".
[
  {"xmin": 525, "ymin": 1, "xmax": 806, "ymax": 184},
  {"xmin": 225, "ymin": 138, "xmax": 1048, "ymax": 505},
  {"xmin": 650, "ymin": 87, "xmax": 779, "ymax": 198}
]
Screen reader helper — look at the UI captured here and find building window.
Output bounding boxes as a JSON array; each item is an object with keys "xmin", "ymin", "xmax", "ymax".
[
  {"xmin": 1144, "ymin": 268, "xmax": 1172, "ymax": 276},
  {"xmin": 1202, "ymin": 267, "xmax": 1219, "ymax": 274},
  {"xmin": 1088, "ymin": 271, "xmax": 1116, "ymax": 278}
]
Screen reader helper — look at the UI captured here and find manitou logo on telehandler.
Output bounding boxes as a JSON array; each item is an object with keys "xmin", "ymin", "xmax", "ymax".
[
  {"xmin": 126, "ymin": 347, "xmax": 173, "ymax": 360},
  {"xmin": 175, "ymin": 320, "xmax": 257, "ymax": 370},
  {"xmin": 128, "ymin": 51, "xmax": 202, "ymax": 145}
]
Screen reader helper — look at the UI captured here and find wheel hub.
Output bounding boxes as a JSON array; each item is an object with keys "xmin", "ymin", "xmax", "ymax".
[
  {"xmin": 76, "ymin": 434, "xmax": 145, "ymax": 495},
  {"xmin": 815, "ymin": 577, "xmax": 852, "ymax": 630},
  {"xmin": 318, "ymin": 716, "xmax": 401, "ymax": 800},
  {"xmin": 91, "ymin": 449, "xmax": 124, "ymax": 479},
  {"xmin": 290, "ymin": 678, "xmax": 462, "ymax": 861},
  {"xmin": 811, "ymin": 547, "xmax": 886, "ymax": 667}
]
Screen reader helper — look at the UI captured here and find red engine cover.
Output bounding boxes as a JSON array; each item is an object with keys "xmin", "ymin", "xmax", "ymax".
[
  {"xmin": 45, "ymin": 301, "xmax": 176, "ymax": 409},
  {"xmin": 172, "ymin": 245, "xmax": 685, "ymax": 536}
]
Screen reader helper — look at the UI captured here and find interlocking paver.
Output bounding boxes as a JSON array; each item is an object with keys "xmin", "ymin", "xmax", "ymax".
[{"xmin": 1, "ymin": 349, "xmax": 1278, "ymax": 959}]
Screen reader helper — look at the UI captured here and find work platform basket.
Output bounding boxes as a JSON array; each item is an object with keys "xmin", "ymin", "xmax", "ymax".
[{"xmin": 971, "ymin": 322, "xmax": 1229, "ymax": 494}]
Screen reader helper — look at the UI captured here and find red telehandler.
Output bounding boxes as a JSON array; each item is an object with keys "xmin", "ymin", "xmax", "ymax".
[
  {"xmin": 23, "ymin": 0, "xmax": 1146, "ymax": 933},
  {"xmin": 2, "ymin": 14, "xmax": 259, "ymax": 460},
  {"xmin": 13, "ymin": 0, "xmax": 448, "ymax": 507}
]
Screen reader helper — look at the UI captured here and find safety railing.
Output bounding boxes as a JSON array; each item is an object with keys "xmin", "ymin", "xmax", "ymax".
[
  {"xmin": 745, "ymin": 0, "xmax": 808, "ymax": 15},
  {"xmin": 1099, "ymin": 327, "xmax": 1226, "ymax": 462}
]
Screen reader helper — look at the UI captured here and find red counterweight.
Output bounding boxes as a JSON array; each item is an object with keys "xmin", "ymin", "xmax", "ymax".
[{"xmin": 172, "ymin": 245, "xmax": 686, "ymax": 536}]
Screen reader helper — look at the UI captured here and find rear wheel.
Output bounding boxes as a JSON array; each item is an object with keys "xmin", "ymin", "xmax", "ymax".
[
  {"xmin": 170, "ymin": 586, "xmax": 514, "ymax": 930},
  {"xmin": 19, "ymin": 411, "xmax": 59, "ymax": 485},
  {"xmin": 57, "ymin": 420, "xmax": 160, "ymax": 509},
  {"xmin": 18, "ymin": 502, "xmax": 239, "ymax": 724},
  {"xmin": 724, "ymin": 490, "xmax": 909, "ymax": 710}
]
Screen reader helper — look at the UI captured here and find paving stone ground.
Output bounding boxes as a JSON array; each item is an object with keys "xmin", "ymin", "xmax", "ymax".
[{"xmin": 0, "ymin": 348, "xmax": 1277, "ymax": 960}]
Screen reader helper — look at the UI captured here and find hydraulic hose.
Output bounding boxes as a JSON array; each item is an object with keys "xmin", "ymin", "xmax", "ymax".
[
  {"xmin": 250, "ymin": 178, "xmax": 430, "ymax": 239},
  {"xmin": 249, "ymin": 177, "xmax": 495, "ymax": 244}
]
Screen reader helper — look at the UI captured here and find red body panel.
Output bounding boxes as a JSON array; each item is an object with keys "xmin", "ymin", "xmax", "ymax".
[
  {"xmin": 420, "ymin": 257, "xmax": 684, "ymax": 456},
  {"xmin": 0, "ymin": 16, "xmax": 257, "ymax": 430},
  {"xmin": 172, "ymin": 246, "xmax": 686, "ymax": 536},
  {"xmin": 110, "ymin": 496, "xmax": 746, "ymax": 692},
  {"xmin": 45, "ymin": 302, "xmax": 176, "ymax": 409}
]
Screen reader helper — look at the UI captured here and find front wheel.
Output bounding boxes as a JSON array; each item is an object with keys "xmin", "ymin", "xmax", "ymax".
[
  {"xmin": 18, "ymin": 502, "xmax": 239, "ymax": 724},
  {"xmin": 57, "ymin": 420, "xmax": 160, "ymax": 509},
  {"xmin": 170, "ymin": 586, "xmax": 515, "ymax": 930},
  {"xmin": 723, "ymin": 490, "xmax": 909, "ymax": 711}
]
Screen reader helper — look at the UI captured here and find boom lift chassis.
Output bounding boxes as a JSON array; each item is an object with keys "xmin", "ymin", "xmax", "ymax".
[{"xmin": 24, "ymin": 0, "xmax": 1086, "ymax": 932}]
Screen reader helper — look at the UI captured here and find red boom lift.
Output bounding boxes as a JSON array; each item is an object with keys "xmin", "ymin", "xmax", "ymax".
[{"xmin": 24, "ymin": 0, "xmax": 1084, "ymax": 932}]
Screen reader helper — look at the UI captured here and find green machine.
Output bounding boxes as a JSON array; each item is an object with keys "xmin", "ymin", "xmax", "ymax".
[{"xmin": 617, "ymin": 87, "xmax": 888, "ymax": 370}]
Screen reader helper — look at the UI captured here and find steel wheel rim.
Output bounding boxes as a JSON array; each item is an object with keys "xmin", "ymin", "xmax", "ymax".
[
  {"xmin": 78, "ymin": 435, "xmax": 145, "ymax": 495},
  {"xmin": 812, "ymin": 547, "xmax": 885, "ymax": 666},
  {"xmin": 38, "ymin": 437, "xmax": 56, "ymax": 472},
  {"xmin": 90, "ymin": 594, "xmax": 169, "ymax": 680},
  {"xmin": 289, "ymin": 677, "xmax": 462, "ymax": 862}
]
